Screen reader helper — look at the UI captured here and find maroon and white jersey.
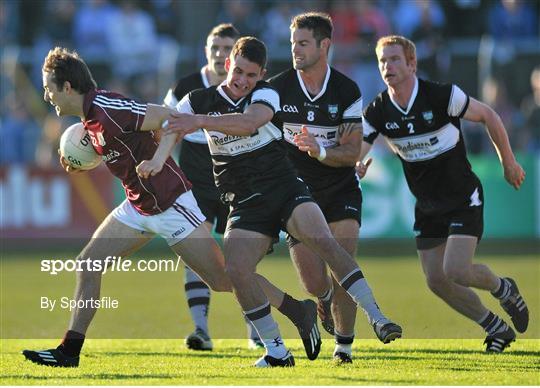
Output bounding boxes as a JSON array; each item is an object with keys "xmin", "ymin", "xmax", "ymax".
[{"xmin": 82, "ymin": 89, "xmax": 191, "ymax": 215}]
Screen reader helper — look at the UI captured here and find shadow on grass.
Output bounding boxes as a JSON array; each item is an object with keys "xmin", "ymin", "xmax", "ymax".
[
  {"xmin": 3, "ymin": 374, "xmax": 172, "ymax": 380},
  {"xmin": 90, "ymin": 351, "xmax": 256, "ymax": 360},
  {"xmin": 3, "ymin": 374, "xmax": 418, "ymax": 385},
  {"xmin": 357, "ymin": 348, "xmax": 540, "ymax": 357}
]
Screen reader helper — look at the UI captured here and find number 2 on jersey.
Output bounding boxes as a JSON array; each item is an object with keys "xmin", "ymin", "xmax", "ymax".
[{"xmin": 407, "ymin": 122, "xmax": 415, "ymax": 134}]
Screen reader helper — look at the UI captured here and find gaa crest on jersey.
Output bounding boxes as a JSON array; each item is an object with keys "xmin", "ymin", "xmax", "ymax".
[
  {"xmin": 283, "ymin": 104, "xmax": 299, "ymax": 113},
  {"xmin": 328, "ymin": 104, "xmax": 339, "ymax": 120},
  {"xmin": 422, "ymin": 110, "xmax": 434, "ymax": 125}
]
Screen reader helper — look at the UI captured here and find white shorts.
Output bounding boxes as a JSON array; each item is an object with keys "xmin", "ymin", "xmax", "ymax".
[{"xmin": 111, "ymin": 191, "xmax": 206, "ymax": 246}]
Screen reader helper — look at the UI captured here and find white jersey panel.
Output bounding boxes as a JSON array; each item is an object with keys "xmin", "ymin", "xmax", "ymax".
[
  {"xmin": 385, "ymin": 123, "xmax": 460, "ymax": 162},
  {"xmin": 448, "ymin": 85, "xmax": 468, "ymax": 117},
  {"xmin": 362, "ymin": 117, "xmax": 378, "ymax": 138},
  {"xmin": 283, "ymin": 122, "xmax": 339, "ymax": 148},
  {"xmin": 252, "ymin": 87, "xmax": 281, "ymax": 113},
  {"xmin": 343, "ymin": 97, "xmax": 363, "ymax": 120},
  {"xmin": 205, "ymin": 121, "xmax": 282, "ymax": 156},
  {"xmin": 163, "ymin": 89, "xmax": 179, "ymax": 109},
  {"xmin": 176, "ymin": 95, "xmax": 207, "ymax": 144}
]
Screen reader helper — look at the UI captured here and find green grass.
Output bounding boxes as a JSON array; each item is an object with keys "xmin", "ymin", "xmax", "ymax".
[
  {"xmin": 2, "ymin": 339, "xmax": 539, "ymax": 385},
  {"xmin": 1, "ymin": 249, "xmax": 539, "ymax": 384}
]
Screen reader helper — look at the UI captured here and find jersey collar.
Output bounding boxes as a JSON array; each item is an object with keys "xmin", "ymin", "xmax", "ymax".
[
  {"xmin": 296, "ymin": 65, "xmax": 331, "ymax": 103},
  {"xmin": 388, "ymin": 77, "xmax": 419, "ymax": 115},
  {"xmin": 217, "ymin": 81, "xmax": 246, "ymax": 107},
  {"xmin": 200, "ymin": 67, "xmax": 211, "ymax": 88}
]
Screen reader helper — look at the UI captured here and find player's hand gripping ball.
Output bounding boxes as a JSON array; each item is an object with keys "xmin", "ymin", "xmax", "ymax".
[{"xmin": 59, "ymin": 123, "xmax": 102, "ymax": 170}]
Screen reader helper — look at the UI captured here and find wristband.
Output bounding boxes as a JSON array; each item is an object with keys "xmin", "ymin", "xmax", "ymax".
[{"xmin": 317, "ymin": 145, "xmax": 327, "ymax": 161}]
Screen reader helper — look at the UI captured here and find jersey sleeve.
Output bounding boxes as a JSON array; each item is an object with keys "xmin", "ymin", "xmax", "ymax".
[
  {"xmin": 342, "ymin": 81, "xmax": 363, "ymax": 124},
  {"xmin": 176, "ymin": 93, "xmax": 195, "ymax": 114},
  {"xmin": 362, "ymin": 102, "xmax": 381, "ymax": 144},
  {"xmin": 164, "ymin": 76, "xmax": 199, "ymax": 109},
  {"xmin": 163, "ymin": 88, "xmax": 178, "ymax": 108},
  {"xmin": 343, "ymin": 97, "xmax": 363, "ymax": 123},
  {"xmin": 92, "ymin": 94, "xmax": 147, "ymax": 133},
  {"xmin": 448, "ymin": 84, "xmax": 470, "ymax": 118},
  {"xmin": 251, "ymin": 87, "xmax": 280, "ymax": 114}
]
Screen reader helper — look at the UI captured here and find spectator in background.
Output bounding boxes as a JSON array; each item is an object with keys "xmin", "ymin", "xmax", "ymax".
[
  {"xmin": 73, "ymin": 0, "xmax": 117, "ymax": 85},
  {"xmin": 106, "ymin": 0, "xmax": 159, "ymax": 82},
  {"xmin": 35, "ymin": 115, "xmax": 80, "ymax": 168},
  {"xmin": 488, "ymin": 0, "xmax": 538, "ymax": 41},
  {"xmin": 16, "ymin": 1, "xmax": 46, "ymax": 47},
  {"xmin": 331, "ymin": 0, "xmax": 390, "ymax": 104},
  {"xmin": 393, "ymin": 0, "xmax": 445, "ymax": 38},
  {"xmin": 520, "ymin": 66, "xmax": 540, "ymax": 152},
  {"xmin": 43, "ymin": 0, "xmax": 76, "ymax": 49},
  {"xmin": 148, "ymin": 0, "xmax": 179, "ymax": 38},
  {"xmin": 441, "ymin": 0, "xmax": 487, "ymax": 38},
  {"xmin": 411, "ymin": 0, "xmax": 449, "ymax": 80},
  {"xmin": 216, "ymin": 0, "xmax": 261, "ymax": 38},
  {"xmin": 262, "ymin": 2, "xmax": 302, "ymax": 51},
  {"xmin": 482, "ymin": 77, "xmax": 524, "ymax": 151},
  {"xmin": 1, "ymin": 98, "xmax": 41, "ymax": 164},
  {"xmin": 0, "ymin": 0, "xmax": 20, "ymax": 46}
]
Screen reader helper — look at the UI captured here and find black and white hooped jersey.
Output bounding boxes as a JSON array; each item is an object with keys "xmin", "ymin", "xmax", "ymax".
[
  {"xmin": 177, "ymin": 81, "xmax": 296, "ymax": 194},
  {"xmin": 363, "ymin": 77, "xmax": 481, "ymax": 215},
  {"xmin": 163, "ymin": 68, "xmax": 209, "ymax": 144},
  {"xmin": 269, "ymin": 66, "xmax": 363, "ymax": 193}
]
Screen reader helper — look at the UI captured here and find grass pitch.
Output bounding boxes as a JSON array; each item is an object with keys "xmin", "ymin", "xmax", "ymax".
[
  {"xmin": 2, "ymin": 339, "xmax": 539, "ymax": 385},
  {"xmin": 1, "ymin": 247, "xmax": 539, "ymax": 385}
]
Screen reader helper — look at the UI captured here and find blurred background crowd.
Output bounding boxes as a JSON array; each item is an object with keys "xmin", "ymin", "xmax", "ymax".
[{"xmin": 1, "ymin": 0, "xmax": 539, "ymax": 167}]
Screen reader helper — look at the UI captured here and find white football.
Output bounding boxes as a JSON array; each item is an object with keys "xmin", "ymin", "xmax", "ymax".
[{"xmin": 59, "ymin": 123, "xmax": 102, "ymax": 170}]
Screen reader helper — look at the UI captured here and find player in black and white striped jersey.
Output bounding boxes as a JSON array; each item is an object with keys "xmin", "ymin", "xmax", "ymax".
[
  {"xmin": 269, "ymin": 12, "xmax": 402, "ymax": 365},
  {"xmin": 166, "ymin": 36, "xmax": 408, "ymax": 367},
  {"xmin": 358, "ymin": 35, "xmax": 528, "ymax": 352},
  {"xmin": 163, "ymin": 23, "xmax": 263, "ymax": 352}
]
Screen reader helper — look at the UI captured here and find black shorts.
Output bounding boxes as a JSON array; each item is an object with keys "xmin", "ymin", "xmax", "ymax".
[
  {"xmin": 312, "ymin": 186, "xmax": 362, "ymax": 225},
  {"xmin": 192, "ymin": 191, "xmax": 229, "ymax": 235},
  {"xmin": 225, "ymin": 176, "xmax": 314, "ymax": 239},
  {"xmin": 179, "ymin": 140, "xmax": 227, "ymax": 234},
  {"xmin": 179, "ymin": 140, "xmax": 219, "ymax": 199},
  {"xmin": 414, "ymin": 197, "xmax": 484, "ymax": 250},
  {"xmin": 287, "ymin": 186, "xmax": 362, "ymax": 248}
]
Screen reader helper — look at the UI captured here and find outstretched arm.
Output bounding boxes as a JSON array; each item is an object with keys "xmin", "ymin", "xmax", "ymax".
[
  {"xmin": 139, "ymin": 104, "xmax": 176, "ymax": 132},
  {"xmin": 463, "ymin": 98, "xmax": 525, "ymax": 189},
  {"xmin": 165, "ymin": 103, "xmax": 274, "ymax": 137}
]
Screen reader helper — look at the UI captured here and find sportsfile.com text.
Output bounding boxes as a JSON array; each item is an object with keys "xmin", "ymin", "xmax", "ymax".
[{"xmin": 40, "ymin": 256, "xmax": 182, "ymax": 275}]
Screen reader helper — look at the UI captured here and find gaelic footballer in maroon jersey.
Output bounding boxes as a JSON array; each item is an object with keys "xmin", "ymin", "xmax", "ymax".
[
  {"xmin": 82, "ymin": 89, "xmax": 190, "ymax": 215},
  {"xmin": 24, "ymin": 47, "xmax": 306, "ymax": 369}
]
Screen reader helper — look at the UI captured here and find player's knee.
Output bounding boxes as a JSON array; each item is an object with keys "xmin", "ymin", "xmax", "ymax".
[
  {"xmin": 224, "ymin": 259, "xmax": 252, "ymax": 283},
  {"xmin": 303, "ymin": 279, "xmax": 328, "ymax": 297},
  {"xmin": 309, "ymin": 236, "xmax": 339, "ymax": 257},
  {"xmin": 443, "ymin": 264, "xmax": 470, "ymax": 286},
  {"xmin": 425, "ymin": 273, "xmax": 450, "ymax": 296},
  {"xmin": 206, "ymin": 275, "xmax": 231, "ymax": 293}
]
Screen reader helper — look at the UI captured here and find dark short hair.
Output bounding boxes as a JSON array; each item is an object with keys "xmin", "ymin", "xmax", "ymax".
[
  {"xmin": 231, "ymin": 36, "xmax": 267, "ymax": 69},
  {"xmin": 208, "ymin": 23, "xmax": 240, "ymax": 41},
  {"xmin": 42, "ymin": 47, "xmax": 97, "ymax": 93},
  {"xmin": 290, "ymin": 12, "xmax": 333, "ymax": 46}
]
